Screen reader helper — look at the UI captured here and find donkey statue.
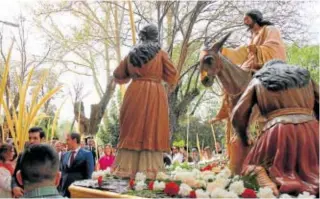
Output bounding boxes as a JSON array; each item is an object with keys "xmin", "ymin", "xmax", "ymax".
[{"xmin": 199, "ymin": 33, "xmax": 260, "ymax": 175}]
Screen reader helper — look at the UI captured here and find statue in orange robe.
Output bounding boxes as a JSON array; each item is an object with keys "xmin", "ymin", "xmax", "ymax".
[{"xmin": 112, "ymin": 24, "xmax": 179, "ymax": 179}]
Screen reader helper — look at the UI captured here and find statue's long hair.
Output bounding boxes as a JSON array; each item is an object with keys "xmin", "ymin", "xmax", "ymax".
[
  {"xmin": 128, "ymin": 24, "xmax": 161, "ymax": 68},
  {"xmin": 254, "ymin": 60, "xmax": 310, "ymax": 91}
]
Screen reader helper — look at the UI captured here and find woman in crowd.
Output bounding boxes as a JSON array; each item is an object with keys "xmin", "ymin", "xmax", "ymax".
[
  {"xmin": 0, "ymin": 144, "xmax": 15, "ymax": 198},
  {"xmin": 97, "ymin": 144, "xmax": 115, "ymax": 170},
  {"xmin": 203, "ymin": 146, "xmax": 213, "ymax": 161}
]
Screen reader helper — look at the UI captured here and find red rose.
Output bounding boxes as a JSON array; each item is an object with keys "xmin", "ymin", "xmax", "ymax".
[
  {"xmin": 200, "ymin": 164, "xmax": 213, "ymax": 172},
  {"xmin": 97, "ymin": 176, "xmax": 103, "ymax": 187},
  {"xmin": 148, "ymin": 181, "xmax": 154, "ymax": 190},
  {"xmin": 241, "ymin": 188, "xmax": 257, "ymax": 198},
  {"xmin": 189, "ymin": 190, "xmax": 196, "ymax": 198},
  {"xmin": 164, "ymin": 182, "xmax": 180, "ymax": 196},
  {"xmin": 129, "ymin": 179, "xmax": 135, "ymax": 189}
]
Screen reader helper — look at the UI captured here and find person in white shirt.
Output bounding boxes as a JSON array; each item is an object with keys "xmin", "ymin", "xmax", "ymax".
[
  {"xmin": 54, "ymin": 141, "xmax": 64, "ymax": 162},
  {"xmin": 171, "ymin": 146, "xmax": 183, "ymax": 163}
]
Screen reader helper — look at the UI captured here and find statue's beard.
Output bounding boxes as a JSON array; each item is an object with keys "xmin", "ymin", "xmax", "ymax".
[{"xmin": 245, "ymin": 22, "xmax": 255, "ymax": 31}]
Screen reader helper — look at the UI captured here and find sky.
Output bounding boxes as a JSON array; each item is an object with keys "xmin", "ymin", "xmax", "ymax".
[{"xmin": 0, "ymin": 0, "xmax": 319, "ymax": 123}]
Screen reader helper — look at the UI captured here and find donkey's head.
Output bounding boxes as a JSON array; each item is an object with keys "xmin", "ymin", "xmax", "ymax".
[{"xmin": 199, "ymin": 32, "xmax": 232, "ymax": 87}]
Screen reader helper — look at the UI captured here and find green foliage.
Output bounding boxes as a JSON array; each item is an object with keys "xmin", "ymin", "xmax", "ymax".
[
  {"xmin": 286, "ymin": 44, "xmax": 319, "ymax": 83},
  {"xmin": 172, "ymin": 140, "xmax": 185, "ymax": 148},
  {"xmin": 167, "ymin": 161, "xmax": 192, "ymax": 171},
  {"xmin": 97, "ymin": 90, "xmax": 121, "ymax": 146},
  {"xmin": 239, "ymin": 173, "xmax": 260, "ymax": 191},
  {"xmin": 173, "ymin": 115, "xmax": 225, "ymax": 150}
]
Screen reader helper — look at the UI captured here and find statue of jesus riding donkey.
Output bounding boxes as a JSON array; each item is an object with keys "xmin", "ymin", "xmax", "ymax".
[{"xmin": 199, "ymin": 25, "xmax": 319, "ymax": 197}]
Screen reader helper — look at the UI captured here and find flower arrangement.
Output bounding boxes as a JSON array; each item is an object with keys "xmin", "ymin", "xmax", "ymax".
[
  {"xmin": 91, "ymin": 165, "xmax": 315, "ymax": 198},
  {"xmin": 127, "ymin": 167, "xmax": 316, "ymax": 198}
]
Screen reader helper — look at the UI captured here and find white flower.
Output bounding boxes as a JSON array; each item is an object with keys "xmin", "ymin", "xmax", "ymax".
[
  {"xmin": 233, "ymin": 175, "xmax": 240, "ymax": 181},
  {"xmin": 192, "ymin": 168, "xmax": 201, "ymax": 178},
  {"xmin": 153, "ymin": 181, "xmax": 165, "ymax": 191},
  {"xmin": 298, "ymin": 192, "xmax": 316, "ymax": 199},
  {"xmin": 195, "ymin": 189, "xmax": 210, "ymax": 198},
  {"xmin": 174, "ymin": 171, "xmax": 196, "ymax": 183},
  {"xmin": 257, "ymin": 187, "xmax": 276, "ymax": 198},
  {"xmin": 178, "ymin": 183, "xmax": 192, "ymax": 197},
  {"xmin": 229, "ymin": 180, "xmax": 245, "ymax": 195},
  {"xmin": 213, "ymin": 177, "xmax": 230, "ymax": 189},
  {"xmin": 280, "ymin": 194, "xmax": 293, "ymax": 198},
  {"xmin": 156, "ymin": 172, "xmax": 170, "ymax": 181},
  {"xmin": 135, "ymin": 172, "xmax": 146, "ymax": 182},
  {"xmin": 105, "ymin": 167, "xmax": 111, "ymax": 175},
  {"xmin": 206, "ymin": 182, "xmax": 216, "ymax": 193},
  {"xmin": 91, "ymin": 170, "xmax": 105, "ymax": 180},
  {"xmin": 217, "ymin": 168, "xmax": 232, "ymax": 179},
  {"xmin": 211, "ymin": 187, "xmax": 238, "ymax": 198},
  {"xmin": 227, "ymin": 191, "xmax": 239, "ymax": 198},
  {"xmin": 135, "ymin": 181, "xmax": 147, "ymax": 191},
  {"xmin": 200, "ymin": 171, "xmax": 215, "ymax": 182}
]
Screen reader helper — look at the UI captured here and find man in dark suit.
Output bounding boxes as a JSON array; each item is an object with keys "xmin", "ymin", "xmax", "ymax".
[
  {"xmin": 87, "ymin": 138, "xmax": 97, "ymax": 166},
  {"xmin": 60, "ymin": 132, "xmax": 94, "ymax": 197}
]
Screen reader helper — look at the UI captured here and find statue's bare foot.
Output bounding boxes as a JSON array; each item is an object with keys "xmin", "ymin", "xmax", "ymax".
[{"xmin": 244, "ymin": 165, "xmax": 279, "ymax": 196}]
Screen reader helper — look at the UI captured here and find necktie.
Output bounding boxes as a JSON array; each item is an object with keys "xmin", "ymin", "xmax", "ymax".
[{"xmin": 70, "ymin": 151, "xmax": 76, "ymax": 165}]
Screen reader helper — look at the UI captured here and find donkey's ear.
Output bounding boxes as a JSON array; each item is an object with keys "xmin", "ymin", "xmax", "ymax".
[{"xmin": 211, "ymin": 32, "xmax": 232, "ymax": 52}]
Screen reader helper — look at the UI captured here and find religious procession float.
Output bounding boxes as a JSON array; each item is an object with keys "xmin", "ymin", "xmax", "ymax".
[{"xmin": 69, "ymin": 158, "xmax": 315, "ymax": 198}]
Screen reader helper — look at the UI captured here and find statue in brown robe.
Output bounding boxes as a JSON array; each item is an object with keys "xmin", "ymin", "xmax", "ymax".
[
  {"xmin": 112, "ymin": 24, "xmax": 179, "ymax": 179},
  {"xmin": 231, "ymin": 60, "xmax": 319, "ymax": 196}
]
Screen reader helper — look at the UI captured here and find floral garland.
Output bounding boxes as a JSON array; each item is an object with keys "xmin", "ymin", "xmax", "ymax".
[{"xmin": 92, "ymin": 167, "xmax": 316, "ymax": 198}]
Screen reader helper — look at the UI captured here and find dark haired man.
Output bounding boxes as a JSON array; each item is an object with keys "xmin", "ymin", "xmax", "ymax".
[
  {"xmin": 16, "ymin": 144, "xmax": 63, "ymax": 198},
  {"xmin": 12, "ymin": 126, "xmax": 46, "ymax": 198},
  {"xmin": 60, "ymin": 132, "xmax": 94, "ymax": 197}
]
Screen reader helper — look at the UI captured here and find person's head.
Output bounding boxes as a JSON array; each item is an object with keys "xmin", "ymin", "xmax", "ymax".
[
  {"xmin": 80, "ymin": 140, "xmax": 86, "ymax": 148},
  {"xmin": 28, "ymin": 127, "xmax": 46, "ymax": 145},
  {"xmin": 50, "ymin": 140, "xmax": 57, "ymax": 146},
  {"xmin": 66, "ymin": 132, "xmax": 81, "ymax": 150},
  {"xmin": 62, "ymin": 143, "xmax": 67, "ymax": 152},
  {"xmin": 172, "ymin": 146, "xmax": 179, "ymax": 154},
  {"xmin": 0, "ymin": 144, "xmax": 14, "ymax": 162},
  {"xmin": 16, "ymin": 144, "xmax": 60, "ymax": 190},
  {"xmin": 204, "ymin": 146, "xmax": 212, "ymax": 158},
  {"xmin": 191, "ymin": 147, "xmax": 199, "ymax": 157},
  {"xmin": 104, "ymin": 144, "xmax": 112, "ymax": 156},
  {"xmin": 54, "ymin": 141, "xmax": 62, "ymax": 152},
  {"xmin": 244, "ymin": 9, "xmax": 273, "ymax": 31},
  {"xmin": 215, "ymin": 142, "xmax": 222, "ymax": 153},
  {"xmin": 88, "ymin": 139, "xmax": 95, "ymax": 147},
  {"xmin": 138, "ymin": 23, "xmax": 159, "ymax": 43}
]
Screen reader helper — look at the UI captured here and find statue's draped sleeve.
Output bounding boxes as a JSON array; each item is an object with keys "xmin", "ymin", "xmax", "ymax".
[
  {"xmin": 161, "ymin": 50, "xmax": 179, "ymax": 86},
  {"xmin": 113, "ymin": 56, "xmax": 131, "ymax": 84},
  {"xmin": 221, "ymin": 46, "xmax": 248, "ymax": 66}
]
